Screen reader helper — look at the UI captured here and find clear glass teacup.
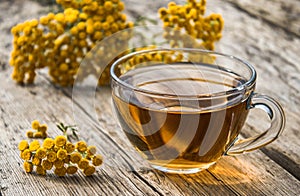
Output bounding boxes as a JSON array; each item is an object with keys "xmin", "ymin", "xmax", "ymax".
[{"xmin": 110, "ymin": 48, "xmax": 285, "ymax": 174}]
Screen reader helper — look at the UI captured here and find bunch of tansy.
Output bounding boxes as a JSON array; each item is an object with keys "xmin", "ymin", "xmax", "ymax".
[
  {"xmin": 26, "ymin": 120, "xmax": 48, "ymax": 139},
  {"xmin": 10, "ymin": 0, "xmax": 224, "ymax": 86},
  {"xmin": 10, "ymin": 0, "xmax": 133, "ymax": 86},
  {"xmin": 159, "ymin": 0, "xmax": 224, "ymax": 50},
  {"xmin": 18, "ymin": 121, "xmax": 103, "ymax": 177}
]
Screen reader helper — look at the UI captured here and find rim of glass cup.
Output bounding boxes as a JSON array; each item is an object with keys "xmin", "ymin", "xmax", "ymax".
[{"xmin": 110, "ymin": 48, "xmax": 257, "ymax": 99}]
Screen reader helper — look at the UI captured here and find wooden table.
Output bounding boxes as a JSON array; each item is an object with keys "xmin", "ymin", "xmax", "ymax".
[{"xmin": 0, "ymin": 0, "xmax": 299, "ymax": 195}]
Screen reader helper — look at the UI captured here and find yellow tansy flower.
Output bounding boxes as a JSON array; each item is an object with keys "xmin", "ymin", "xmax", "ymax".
[
  {"xmin": 47, "ymin": 151, "xmax": 57, "ymax": 162},
  {"xmin": 53, "ymin": 145, "xmax": 60, "ymax": 152},
  {"xmin": 21, "ymin": 149, "xmax": 32, "ymax": 161},
  {"xmin": 57, "ymin": 149, "xmax": 68, "ymax": 160},
  {"xmin": 26, "ymin": 130, "xmax": 34, "ymax": 138},
  {"xmin": 43, "ymin": 138, "xmax": 54, "ymax": 149},
  {"xmin": 83, "ymin": 165, "xmax": 95, "ymax": 176},
  {"xmin": 75, "ymin": 141, "xmax": 87, "ymax": 152},
  {"xmin": 38, "ymin": 124, "xmax": 48, "ymax": 133},
  {"xmin": 29, "ymin": 140, "xmax": 40, "ymax": 152},
  {"xmin": 55, "ymin": 13, "xmax": 65, "ymax": 23},
  {"xmin": 31, "ymin": 120, "xmax": 40, "ymax": 130},
  {"xmin": 54, "ymin": 135, "xmax": 67, "ymax": 147},
  {"xmin": 117, "ymin": 1, "xmax": 125, "ymax": 11},
  {"xmin": 65, "ymin": 142, "xmax": 75, "ymax": 153},
  {"xmin": 54, "ymin": 159, "xmax": 64, "ymax": 169},
  {"xmin": 63, "ymin": 155, "xmax": 70, "ymax": 164},
  {"xmin": 77, "ymin": 22, "xmax": 86, "ymax": 30},
  {"xmin": 104, "ymin": 1, "xmax": 113, "ymax": 11},
  {"xmin": 23, "ymin": 161, "xmax": 33, "ymax": 173},
  {"xmin": 33, "ymin": 132, "xmax": 43, "ymax": 138},
  {"xmin": 66, "ymin": 165, "xmax": 78, "ymax": 175},
  {"xmin": 42, "ymin": 159, "xmax": 53, "ymax": 170},
  {"xmin": 36, "ymin": 147, "xmax": 47, "ymax": 159},
  {"xmin": 32, "ymin": 156, "xmax": 41, "ymax": 166},
  {"xmin": 54, "ymin": 166, "xmax": 67, "ymax": 177},
  {"xmin": 70, "ymin": 152, "xmax": 82, "ymax": 164},
  {"xmin": 18, "ymin": 140, "xmax": 29, "ymax": 151},
  {"xmin": 92, "ymin": 154, "xmax": 103, "ymax": 166},
  {"xmin": 87, "ymin": 146, "xmax": 96, "ymax": 156},
  {"xmin": 78, "ymin": 158, "xmax": 89, "ymax": 169},
  {"xmin": 36, "ymin": 165, "xmax": 46, "ymax": 175}
]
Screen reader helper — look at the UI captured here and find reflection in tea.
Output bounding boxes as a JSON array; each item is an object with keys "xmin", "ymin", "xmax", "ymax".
[{"xmin": 112, "ymin": 63, "xmax": 249, "ymax": 172}]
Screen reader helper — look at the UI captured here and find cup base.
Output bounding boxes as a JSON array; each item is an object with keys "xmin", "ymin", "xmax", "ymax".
[{"xmin": 149, "ymin": 161, "xmax": 216, "ymax": 174}]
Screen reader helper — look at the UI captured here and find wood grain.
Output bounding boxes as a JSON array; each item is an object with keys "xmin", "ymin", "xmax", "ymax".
[
  {"xmin": 207, "ymin": 0, "xmax": 300, "ymax": 179},
  {"xmin": 225, "ymin": 0, "xmax": 300, "ymax": 37}
]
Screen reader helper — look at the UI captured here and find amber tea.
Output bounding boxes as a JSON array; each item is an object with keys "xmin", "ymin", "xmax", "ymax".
[
  {"xmin": 110, "ymin": 49, "xmax": 285, "ymax": 174},
  {"xmin": 112, "ymin": 63, "xmax": 249, "ymax": 173}
]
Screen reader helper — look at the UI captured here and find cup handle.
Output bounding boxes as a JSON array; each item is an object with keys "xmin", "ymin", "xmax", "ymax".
[{"xmin": 226, "ymin": 93, "xmax": 286, "ymax": 155}]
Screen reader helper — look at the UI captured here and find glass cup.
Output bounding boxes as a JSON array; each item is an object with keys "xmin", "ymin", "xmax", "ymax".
[{"xmin": 110, "ymin": 48, "xmax": 285, "ymax": 174}]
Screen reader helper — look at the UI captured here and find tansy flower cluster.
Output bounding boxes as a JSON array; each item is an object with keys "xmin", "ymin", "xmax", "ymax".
[
  {"xmin": 119, "ymin": 47, "xmax": 216, "ymax": 75},
  {"xmin": 26, "ymin": 120, "xmax": 48, "ymax": 139},
  {"xmin": 10, "ymin": 0, "xmax": 133, "ymax": 86},
  {"xmin": 118, "ymin": 46, "xmax": 185, "ymax": 74},
  {"xmin": 19, "ymin": 135, "xmax": 103, "ymax": 176},
  {"xmin": 10, "ymin": 0, "xmax": 224, "ymax": 86},
  {"xmin": 159, "ymin": 0, "xmax": 224, "ymax": 50}
]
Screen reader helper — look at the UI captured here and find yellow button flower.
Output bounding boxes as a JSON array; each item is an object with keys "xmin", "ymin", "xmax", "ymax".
[
  {"xmin": 38, "ymin": 124, "xmax": 48, "ymax": 133},
  {"xmin": 47, "ymin": 151, "xmax": 57, "ymax": 162},
  {"xmin": 36, "ymin": 147, "xmax": 47, "ymax": 159},
  {"xmin": 70, "ymin": 26, "xmax": 78, "ymax": 35},
  {"xmin": 53, "ymin": 145, "xmax": 60, "ymax": 152},
  {"xmin": 18, "ymin": 140, "xmax": 29, "ymax": 151},
  {"xmin": 21, "ymin": 149, "xmax": 32, "ymax": 161},
  {"xmin": 54, "ymin": 159, "xmax": 64, "ymax": 169},
  {"xmin": 39, "ymin": 16, "xmax": 49, "ymax": 25},
  {"xmin": 59, "ymin": 63, "xmax": 69, "ymax": 72},
  {"xmin": 93, "ymin": 22, "xmax": 102, "ymax": 30},
  {"xmin": 70, "ymin": 152, "xmax": 82, "ymax": 164},
  {"xmin": 104, "ymin": 1, "xmax": 113, "ymax": 11},
  {"xmin": 32, "ymin": 155, "xmax": 41, "ymax": 166},
  {"xmin": 87, "ymin": 146, "xmax": 96, "ymax": 156},
  {"xmin": 29, "ymin": 140, "xmax": 40, "ymax": 152},
  {"xmin": 43, "ymin": 138, "xmax": 54, "ymax": 149},
  {"xmin": 33, "ymin": 132, "xmax": 43, "ymax": 138},
  {"xmin": 57, "ymin": 149, "xmax": 68, "ymax": 160},
  {"xmin": 36, "ymin": 165, "xmax": 46, "ymax": 175},
  {"xmin": 42, "ymin": 159, "xmax": 53, "ymax": 170},
  {"xmin": 23, "ymin": 161, "xmax": 33, "ymax": 173},
  {"xmin": 66, "ymin": 165, "xmax": 78, "ymax": 175},
  {"xmin": 92, "ymin": 154, "xmax": 103, "ymax": 166},
  {"xmin": 63, "ymin": 155, "xmax": 70, "ymax": 164},
  {"xmin": 77, "ymin": 22, "xmax": 86, "ymax": 31},
  {"xmin": 75, "ymin": 141, "xmax": 87, "ymax": 152},
  {"xmin": 31, "ymin": 120, "xmax": 40, "ymax": 130},
  {"xmin": 117, "ymin": 1, "xmax": 125, "ymax": 11},
  {"xmin": 86, "ymin": 25, "xmax": 94, "ymax": 34},
  {"xmin": 83, "ymin": 165, "xmax": 95, "ymax": 176},
  {"xmin": 55, "ymin": 13, "xmax": 65, "ymax": 24},
  {"xmin": 78, "ymin": 158, "xmax": 89, "ymax": 169},
  {"xmin": 65, "ymin": 142, "xmax": 75, "ymax": 153},
  {"xmin": 54, "ymin": 135, "xmax": 67, "ymax": 147},
  {"xmin": 54, "ymin": 166, "xmax": 67, "ymax": 177}
]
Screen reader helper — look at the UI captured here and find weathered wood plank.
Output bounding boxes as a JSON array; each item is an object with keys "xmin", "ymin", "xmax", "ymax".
[
  {"xmin": 225, "ymin": 0, "xmax": 300, "ymax": 36},
  {"xmin": 207, "ymin": 0, "xmax": 300, "ymax": 179}
]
